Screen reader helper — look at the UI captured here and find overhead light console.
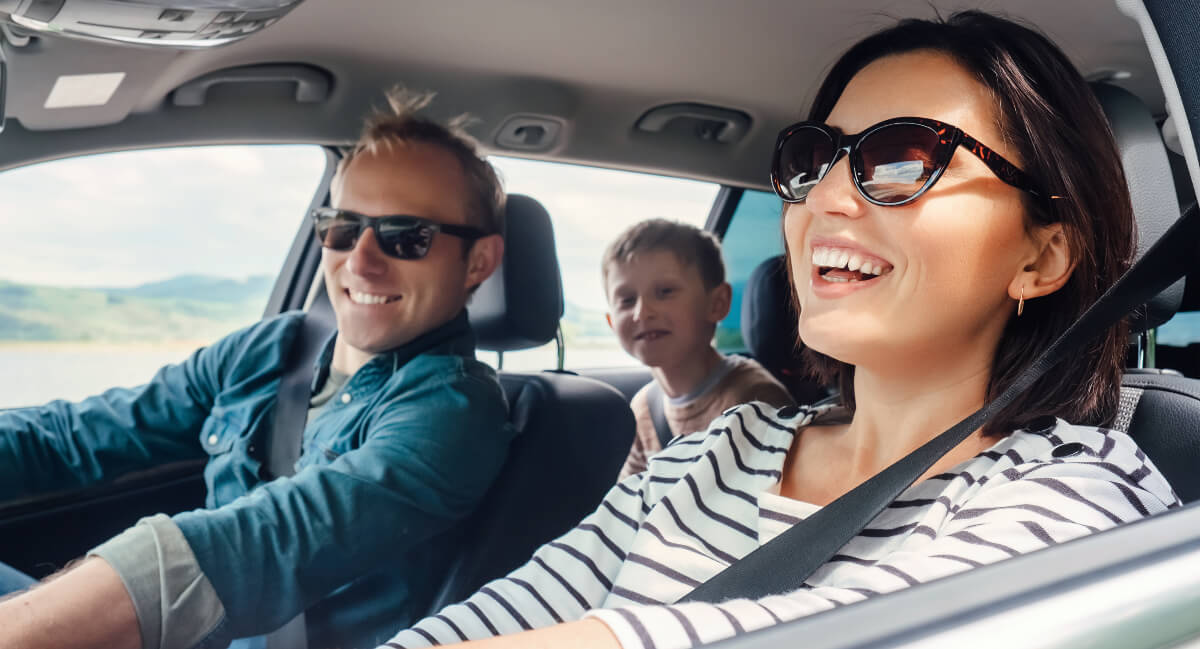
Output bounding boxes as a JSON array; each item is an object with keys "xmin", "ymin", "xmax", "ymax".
[{"xmin": 0, "ymin": 0, "xmax": 305, "ymax": 48}]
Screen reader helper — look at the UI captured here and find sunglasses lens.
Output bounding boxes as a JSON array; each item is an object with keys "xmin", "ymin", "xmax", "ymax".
[
  {"xmin": 857, "ymin": 124, "xmax": 941, "ymax": 204},
  {"xmin": 314, "ymin": 213, "xmax": 361, "ymax": 251},
  {"xmin": 378, "ymin": 221, "xmax": 435, "ymax": 259},
  {"xmin": 775, "ymin": 127, "xmax": 835, "ymax": 202}
]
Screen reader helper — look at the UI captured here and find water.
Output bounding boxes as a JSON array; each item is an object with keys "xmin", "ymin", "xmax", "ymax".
[
  {"xmin": 0, "ymin": 342, "xmax": 637, "ymax": 409},
  {"xmin": 0, "ymin": 344, "xmax": 201, "ymax": 408}
]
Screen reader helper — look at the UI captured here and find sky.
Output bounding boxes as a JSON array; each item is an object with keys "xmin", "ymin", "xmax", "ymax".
[{"xmin": 0, "ymin": 145, "xmax": 718, "ymax": 312}]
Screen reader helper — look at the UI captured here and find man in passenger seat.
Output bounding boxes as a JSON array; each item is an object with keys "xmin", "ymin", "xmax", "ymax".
[
  {"xmin": 0, "ymin": 89, "xmax": 515, "ymax": 649},
  {"xmin": 603, "ymin": 219, "xmax": 794, "ymax": 478}
]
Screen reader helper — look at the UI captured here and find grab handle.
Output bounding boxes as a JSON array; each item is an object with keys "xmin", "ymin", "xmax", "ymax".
[{"xmin": 173, "ymin": 64, "xmax": 330, "ymax": 107}]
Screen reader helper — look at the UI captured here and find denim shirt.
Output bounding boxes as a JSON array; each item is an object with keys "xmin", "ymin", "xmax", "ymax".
[{"xmin": 0, "ymin": 310, "xmax": 514, "ymax": 649}]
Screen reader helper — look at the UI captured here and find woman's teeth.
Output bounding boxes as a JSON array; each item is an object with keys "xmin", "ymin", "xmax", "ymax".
[{"xmin": 811, "ymin": 246, "xmax": 892, "ymax": 281}]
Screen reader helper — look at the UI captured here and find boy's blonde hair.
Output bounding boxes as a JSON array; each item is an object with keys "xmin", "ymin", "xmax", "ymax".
[
  {"xmin": 333, "ymin": 87, "xmax": 506, "ymax": 237},
  {"xmin": 601, "ymin": 219, "xmax": 726, "ymax": 292}
]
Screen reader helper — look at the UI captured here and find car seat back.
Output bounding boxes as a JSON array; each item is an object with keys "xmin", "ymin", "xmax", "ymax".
[{"xmin": 426, "ymin": 194, "xmax": 636, "ymax": 611}]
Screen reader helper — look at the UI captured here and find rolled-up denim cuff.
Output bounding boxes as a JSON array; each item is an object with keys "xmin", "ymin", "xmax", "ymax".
[{"xmin": 90, "ymin": 514, "xmax": 227, "ymax": 649}]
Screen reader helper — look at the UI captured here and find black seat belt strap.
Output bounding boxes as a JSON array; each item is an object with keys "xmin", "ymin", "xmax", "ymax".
[
  {"xmin": 262, "ymin": 292, "xmax": 335, "ymax": 649},
  {"xmin": 646, "ymin": 381, "xmax": 674, "ymax": 449},
  {"xmin": 682, "ymin": 203, "xmax": 1200, "ymax": 603}
]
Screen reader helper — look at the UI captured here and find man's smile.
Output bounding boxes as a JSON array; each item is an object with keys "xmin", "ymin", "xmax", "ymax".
[{"xmin": 346, "ymin": 289, "xmax": 402, "ymax": 305}]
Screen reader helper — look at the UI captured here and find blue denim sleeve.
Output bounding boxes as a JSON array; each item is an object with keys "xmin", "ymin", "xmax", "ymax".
[
  {"xmin": 173, "ymin": 364, "xmax": 512, "ymax": 641},
  {"xmin": 0, "ymin": 334, "xmax": 235, "ymax": 499}
]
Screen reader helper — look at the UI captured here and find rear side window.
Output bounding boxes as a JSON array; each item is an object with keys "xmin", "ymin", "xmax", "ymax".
[
  {"xmin": 0, "ymin": 145, "xmax": 329, "ymax": 408},
  {"xmin": 486, "ymin": 157, "xmax": 720, "ymax": 370},
  {"xmin": 715, "ymin": 190, "xmax": 786, "ymax": 353}
]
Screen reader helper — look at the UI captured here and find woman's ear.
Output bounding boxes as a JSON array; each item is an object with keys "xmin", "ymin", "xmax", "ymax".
[{"xmin": 1009, "ymin": 224, "xmax": 1075, "ymax": 302}]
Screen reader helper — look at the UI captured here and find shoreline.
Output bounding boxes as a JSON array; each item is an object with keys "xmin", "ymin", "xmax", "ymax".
[{"xmin": 0, "ymin": 340, "xmax": 210, "ymax": 352}]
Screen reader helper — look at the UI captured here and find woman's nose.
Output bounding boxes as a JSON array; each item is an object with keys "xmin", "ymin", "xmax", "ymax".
[{"xmin": 802, "ymin": 154, "xmax": 866, "ymax": 219}]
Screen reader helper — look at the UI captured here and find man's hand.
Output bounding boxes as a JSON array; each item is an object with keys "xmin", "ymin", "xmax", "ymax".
[{"xmin": 0, "ymin": 557, "xmax": 141, "ymax": 649}]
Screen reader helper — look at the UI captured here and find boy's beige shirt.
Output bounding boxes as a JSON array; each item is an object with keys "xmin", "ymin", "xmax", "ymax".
[{"xmin": 620, "ymin": 355, "xmax": 794, "ymax": 478}]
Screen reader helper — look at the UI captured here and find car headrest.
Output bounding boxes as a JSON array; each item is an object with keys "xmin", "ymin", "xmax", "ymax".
[
  {"xmin": 740, "ymin": 255, "xmax": 801, "ymax": 373},
  {"xmin": 1093, "ymin": 83, "xmax": 1186, "ymax": 332},
  {"xmin": 469, "ymin": 193, "xmax": 564, "ymax": 352}
]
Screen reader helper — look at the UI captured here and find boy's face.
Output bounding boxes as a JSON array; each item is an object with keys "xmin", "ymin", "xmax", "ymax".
[{"xmin": 605, "ymin": 249, "xmax": 731, "ymax": 369}]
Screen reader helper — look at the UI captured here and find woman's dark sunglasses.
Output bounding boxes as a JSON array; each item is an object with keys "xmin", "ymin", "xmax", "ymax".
[
  {"xmin": 770, "ymin": 116, "xmax": 1047, "ymax": 206},
  {"xmin": 311, "ymin": 207, "xmax": 488, "ymax": 260}
]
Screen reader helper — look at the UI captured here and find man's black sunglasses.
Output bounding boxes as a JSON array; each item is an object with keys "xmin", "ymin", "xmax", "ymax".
[
  {"xmin": 770, "ymin": 116, "xmax": 1052, "ymax": 206},
  {"xmin": 311, "ymin": 207, "xmax": 488, "ymax": 260}
]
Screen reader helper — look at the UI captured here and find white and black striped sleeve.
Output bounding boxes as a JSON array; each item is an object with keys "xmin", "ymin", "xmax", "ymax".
[
  {"xmin": 586, "ymin": 445, "xmax": 1177, "ymax": 649},
  {"xmin": 380, "ymin": 473, "xmax": 654, "ymax": 648}
]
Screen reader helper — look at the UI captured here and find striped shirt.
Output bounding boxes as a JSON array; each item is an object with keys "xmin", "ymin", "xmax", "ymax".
[{"xmin": 382, "ymin": 402, "xmax": 1179, "ymax": 649}]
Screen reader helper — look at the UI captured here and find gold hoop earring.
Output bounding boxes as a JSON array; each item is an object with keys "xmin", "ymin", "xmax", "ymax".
[{"xmin": 1017, "ymin": 286, "xmax": 1025, "ymax": 317}]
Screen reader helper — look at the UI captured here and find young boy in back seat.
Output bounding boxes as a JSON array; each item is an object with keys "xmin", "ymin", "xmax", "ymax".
[{"xmin": 603, "ymin": 219, "xmax": 794, "ymax": 478}]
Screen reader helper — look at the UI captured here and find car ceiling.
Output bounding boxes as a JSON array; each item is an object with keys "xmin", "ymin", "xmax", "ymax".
[{"xmin": 0, "ymin": 0, "xmax": 1165, "ymax": 190}]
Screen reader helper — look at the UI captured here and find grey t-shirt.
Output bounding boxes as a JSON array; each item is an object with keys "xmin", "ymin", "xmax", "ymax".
[{"xmin": 308, "ymin": 368, "xmax": 350, "ymax": 424}]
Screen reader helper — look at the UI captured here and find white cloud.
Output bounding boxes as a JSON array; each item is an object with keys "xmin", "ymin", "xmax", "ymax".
[
  {"xmin": 0, "ymin": 147, "xmax": 719, "ymax": 310},
  {"xmin": 492, "ymin": 156, "xmax": 718, "ymax": 310},
  {"xmin": 0, "ymin": 145, "xmax": 327, "ymax": 287}
]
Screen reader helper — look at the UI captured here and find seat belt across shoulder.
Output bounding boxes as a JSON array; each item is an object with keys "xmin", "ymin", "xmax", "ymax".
[
  {"xmin": 682, "ymin": 203, "xmax": 1200, "ymax": 603},
  {"xmin": 261, "ymin": 296, "xmax": 334, "ymax": 649},
  {"xmin": 645, "ymin": 381, "xmax": 674, "ymax": 450}
]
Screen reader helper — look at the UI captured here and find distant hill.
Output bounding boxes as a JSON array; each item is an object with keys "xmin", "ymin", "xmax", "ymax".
[
  {"xmin": 0, "ymin": 274, "xmax": 624, "ymax": 346},
  {"xmin": 562, "ymin": 301, "xmax": 611, "ymax": 341},
  {"xmin": 0, "ymin": 275, "xmax": 273, "ymax": 343},
  {"xmin": 106, "ymin": 274, "xmax": 275, "ymax": 303}
]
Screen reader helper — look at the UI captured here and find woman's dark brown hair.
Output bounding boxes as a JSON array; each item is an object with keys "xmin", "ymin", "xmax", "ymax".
[{"xmin": 795, "ymin": 10, "xmax": 1135, "ymax": 434}]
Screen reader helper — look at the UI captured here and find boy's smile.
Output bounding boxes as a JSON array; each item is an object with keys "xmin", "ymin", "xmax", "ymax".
[
  {"xmin": 634, "ymin": 329, "xmax": 671, "ymax": 342},
  {"xmin": 605, "ymin": 249, "xmax": 728, "ymax": 371}
]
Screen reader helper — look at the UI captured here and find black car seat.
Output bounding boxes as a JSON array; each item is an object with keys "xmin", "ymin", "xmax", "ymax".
[
  {"xmin": 1093, "ymin": 83, "xmax": 1200, "ymax": 504},
  {"xmin": 740, "ymin": 254, "xmax": 830, "ymax": 406},
  {"xmin": 425, "ymin": 194, "xmax": 636, "ymax": 612}
]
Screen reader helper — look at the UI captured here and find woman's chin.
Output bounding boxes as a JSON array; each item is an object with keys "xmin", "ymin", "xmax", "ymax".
[{"xmin": 799, "ymin": 320, "xmax": 881, "ymax": 363}]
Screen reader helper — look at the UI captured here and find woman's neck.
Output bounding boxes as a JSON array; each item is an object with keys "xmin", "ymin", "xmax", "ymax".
[
  {"xmin": 843, "ymin": 360, "xmax": 993, "ymax": 474},
  {"xmin": 652, "ymin": 346, "xmax": 723, "ymax": 399},
  {"xmin": 780, "ymin": 354, "xmax": 1000, "ymax": 506}
]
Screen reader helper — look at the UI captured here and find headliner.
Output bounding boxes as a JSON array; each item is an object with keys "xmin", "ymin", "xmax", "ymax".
[{"xmin": 0, "ymin": 0, "xmax": 1162, "ymax": 189}]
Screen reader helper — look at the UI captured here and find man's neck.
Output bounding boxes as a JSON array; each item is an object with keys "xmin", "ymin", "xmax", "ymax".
[
  {"xmin": 651, "ymin": 346, "xmax": 723, "ymax": 399},
  {"xmin": 331, "ymin": 344, "xmax": 376, "ymax": 377},
  {"xmin": 328, "ymin": 309, "xmax": 469, "ymax": 377}
]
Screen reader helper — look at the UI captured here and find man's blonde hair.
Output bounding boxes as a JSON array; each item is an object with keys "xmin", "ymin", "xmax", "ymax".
[
  {"xmin": 601, "ymin": 219, "xmax": 726, "ymax": 291},
  {"xmin": 333, "ymin": 87, "xmax": 506, "ymax": 237}
]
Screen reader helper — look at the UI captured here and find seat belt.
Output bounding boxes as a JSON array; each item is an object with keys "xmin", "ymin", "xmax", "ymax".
[
  {"xmin": 682, "ymin": 202, "xmax": 1200, "ymax": 603},
  {"xmin": 265, "ymin": 293, "xmax": 335, "ymax": 480},
  {"xmin": 645, "ymin": 381, "xmax": 674, "ymax": 449},
  {"xmin": 261, "ymin": 291, "xmax": 335, "ymax": 649}
]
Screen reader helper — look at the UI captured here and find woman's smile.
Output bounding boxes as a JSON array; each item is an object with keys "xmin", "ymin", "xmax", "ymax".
[{"xmin": 808, "ymin": 238, "xmax": 895, "ymax": 299}]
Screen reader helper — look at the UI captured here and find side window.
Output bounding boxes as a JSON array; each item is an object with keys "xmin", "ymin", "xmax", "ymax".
[
  {"xmin": 1155, "ymin": 312, "xmax": 1200, "ymax": 373},
  {"xmin": 0, "ymin": 145, "xmax": 329, "ymax": 408},
  {"xmin": 487, "ymin": 157, "xmax": 719, "ymax": 370},
  {"xmin": 1156, "ymin": 314, "xmax": 1200, "ymax": 347},
  {"xmin": 715, "ymin": 190, "xmax": 785, "ymax": 353}
]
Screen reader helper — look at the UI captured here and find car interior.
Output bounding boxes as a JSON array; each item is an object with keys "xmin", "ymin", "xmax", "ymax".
[{"xmin": 0, "ymin": 0, "xmax": 1199, "ymax": 647}]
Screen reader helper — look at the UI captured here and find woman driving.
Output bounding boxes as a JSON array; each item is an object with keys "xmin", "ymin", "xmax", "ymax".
[{"xmin": 381, "ymin": 11, "xmax": 1179, "ymax": 649}]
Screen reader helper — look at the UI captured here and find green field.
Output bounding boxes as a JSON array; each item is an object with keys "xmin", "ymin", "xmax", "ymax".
[
  {"xmin": 0, "ymin": 275, "xmax": 274, "ymax": 343},
  {"xmin": 0, "ymin": 275, "xmax": 628, "ymax": 346}
]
